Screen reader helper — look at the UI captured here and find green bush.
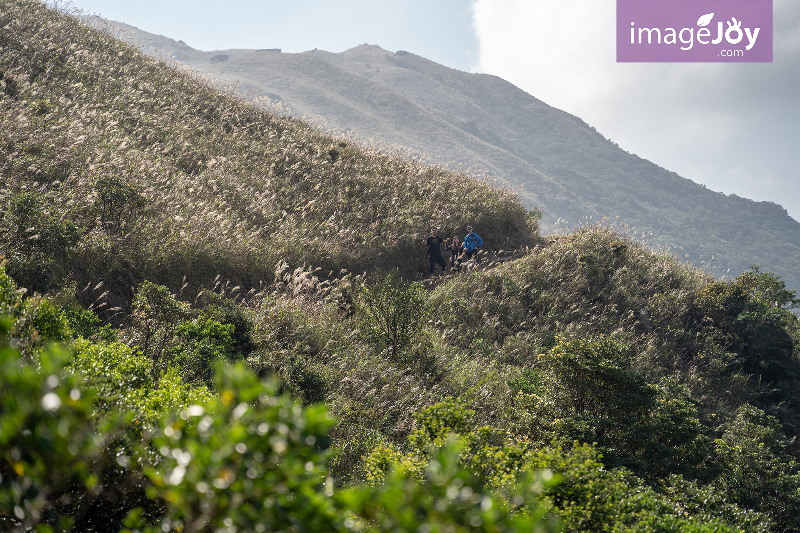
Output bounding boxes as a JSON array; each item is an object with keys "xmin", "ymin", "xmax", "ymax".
[
  {"xmin": 345, "ymin": 441, "xmax": 560, "ymax": 533},
  {"xmin": 94, "ymin": 176, "xmax": 147, "ymax": 235},
  {"xmin": 69, "ymin": 338, "xmax": 213, "ymax": 425},
  {"xmin": 524, "ymin": 444, "xmax": 757, "ymax": 533},
  {"xmin": 0, "ymin": 267, "xmax": 71, "ymax": 359},
  {"xmin": 1, "ymin": 193, "xmax": 79, "ymax": 291},
  {"xmin": 357, "ymin": 273, "xmax": 429, "ymax": 352},
  {"xmin": 536, "ymin": 336, "xmax": 655, "ymax": 422},
  {"xmin": 168, "ymin": 317, "xmax": 236, "ymax": 387},
  {"xmin": 199, "ymin": 292, "xmax": 257, "ymax": 357},
  {"xmin": 64, "ymin": 306, "xmax": 117, "ymax": 342},
  {"xmin": 0, "ymin": 264, "xmax": 24, "ymax": 317},
  {"xmin": 533, "ymin": 337, "xmax": 713, "ymax": 480},
  {"xmin": 408, "ymin": 400, "xmax": 475, "ymax": 451},
  {"xmin": 508, "ymin": 369, "xmax": 543, "ymax": 395},
  {"xmin": 141, "ymin": 362, "xmax": 345, "ymax": 533},
  {"xmin": 0, "ymin": 335, "xmax": 130, "ymax": 531},
  {"xmin": 10, "ymin": 295, "xmax": 70, "ymax": 359},
  {"xmin": 278, "ymin": 354, "xmax": 329, "ymax": 405},
  {"xmin": 713, "ymin": 404, "xmax": 800, "ymax": 532},
  {"xmin": 365, "ymin": 415, "xmax": 757, "ymax": 532},
  {"xmin": 69, "ymin": 339, "xmax": 153, "ymax": 414},
  {"xmin": 130, "ymin": 281, "xmax": 190, "ymax": 382},
  {"xmin": 692, "ymin": 268, "xmax": 798, "ymax": 382}
]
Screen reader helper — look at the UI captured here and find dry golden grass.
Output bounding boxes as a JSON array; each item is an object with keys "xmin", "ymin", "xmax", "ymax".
[{"xmin": 0, "ymin": 0, "xmax": 537, "ymax": 305}]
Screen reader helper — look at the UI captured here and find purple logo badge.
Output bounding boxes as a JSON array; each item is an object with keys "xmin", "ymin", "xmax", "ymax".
[{"xmin": 617, "ymin": 0, "xmax": 773, "ymax": 62}]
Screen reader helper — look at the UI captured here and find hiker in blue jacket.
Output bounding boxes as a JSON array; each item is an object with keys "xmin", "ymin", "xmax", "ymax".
[{"xmin": 464, "ymin": 225, "xmax": 483, "ymax": 259}]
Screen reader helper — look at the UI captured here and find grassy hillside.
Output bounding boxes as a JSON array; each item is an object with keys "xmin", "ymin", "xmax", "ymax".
[
  {"xmin": 124, "ymin": 29, "xmax": 800, "ymax": 295},
  {"xmin": 1, "ymin": 2, "xmax": 800, "ymax": 533},
  {"xmin": 0, "ymin": 5, "xmax": 536, "ymax": 308}
]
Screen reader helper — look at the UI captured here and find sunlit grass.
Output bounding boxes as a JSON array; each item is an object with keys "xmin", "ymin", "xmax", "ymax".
[{"xmin": 0, "ymin": 0, "xmax": 537, "ymax": 303}]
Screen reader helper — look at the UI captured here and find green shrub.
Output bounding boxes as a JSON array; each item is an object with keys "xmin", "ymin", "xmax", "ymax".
[
  {"xmin": 168, "ymin": 317, "xmax": 236, "ymax": 387},
  {"xmin": 0, "ymin": 335, "xmax": 131, "ymax": 532},
  {"xmin": 1, "ymin": 193, "xmax": 79, "ymax": 291},
  {"xmin": 357, "ymin": 273, "xmax": 430, "ymax": 352},
  {"xmin": 69, "ymin": 338, "xmax": 213, "ymax": 424},
  {"xmin": 69, "ymin": 339, "xmax": 152, "ymax": 414},
  {"xmin": 508, "ymin": 369, "xmax": 543, "ymax": 395},
  {"xmin": 11, "ymin": 294, "xmax": 70, "ymax": 359},
  {"xmin": 408, "ymin": 400, "xmax": 475, "ymax": 451},
  {"xmin": 279, "ymin": 354, "xmax": 329, "ymax": 405},
  {"xmin": 0, "ymin": 264, "xmax": 24, "ymax": 317},
  {"xmin": 344, "ymin": 441, "xmax": 560, "ymax": 533},
  {"xmin": 0, "ymin": 264, "xmax": 71, "ymax": 358},
  {"xmin": 713, "ymin": 404, "xmax": 800, "ymax": 532},
  {"xmin": 363, "ymin": 443, "xmax": 427, "ymax": 485},
  {"xmin": 365, "ymin": 418, "xmax": 755, "ymax": 532},
  {"xmin": 659, "ymin": 475, "xmax": 772, "ymax": 533},
  {"xmin": 524, "ymin": 444, "xmax": 755, "ymax": 533},
  {"xmin": 130, "ymin": 281, "xmax": 190, "ymax": 382},
  {"xmin": 94, "ymin": 176, "xmax": 147, "ymax": 235},
  {"xmin": 693, "ymin": 268, "xmax": 798, "ymax": 382},
  {"xmin": 536, "ymin": 336, "xmax": 656, "ymax": 423},
  {"xmin": 461, "ymin": 426, "xmax": 534, "ymax": 490},
  {"xmin": 142, "ymin": 362, "xmax": 345, "ymax": 533},
  {"xmin": 64, "ymin": 306, "xmax": 117, "ymax": 342},
  {"xmin": 199, "ymin": 292, "xmax": 257, "ymax": 357},
  {"xmin": 531, "ymin": 337, "xmax": 714, "ymax": 481}
]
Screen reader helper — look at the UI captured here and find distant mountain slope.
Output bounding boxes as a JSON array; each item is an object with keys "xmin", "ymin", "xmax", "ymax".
[{"xmin": 115, "ymin": 23, "xmax": 800, "ymax": 292}]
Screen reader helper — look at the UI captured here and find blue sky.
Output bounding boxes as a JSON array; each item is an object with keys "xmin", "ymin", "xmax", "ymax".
[{"xmin": 69, "ymin": 0, "xmax": 800, "ymax": 222}]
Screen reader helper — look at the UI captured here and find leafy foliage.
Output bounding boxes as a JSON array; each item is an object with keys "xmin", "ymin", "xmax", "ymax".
[
  {"xmin": 346, "ymin": 442, "xmax": 560, "ymax": 533},
  {"xmin": 357, "ymin": 273, "xmax": 429, "ymax": 352},
  {"xmin": 131, "ymin": 281, "xmax": 190, "ymax": 381},
  {"xmin": 0, "ymin": 192, "xmax": 79, "ymax": 291},
  {"xmin": 693, "ymin": 268, "xmax": 798, "ymax": 382},
  {"xmin": 713, "ymin": 405, "xmax": 800, "ymax": 532},
  {"xmin": 531, "ymin": 337, "xmax": 713, "ymax": 480},
  {"xmin": 364, "ymin": 401, "xmax": 765, "ymax": 532},
  {"xmin": 141, "ymin": 363, "xmax": 345, "ymax": 533},
  {"xmin": 94, "ymin": 176, "xmax": 147, "ymax": 235},
  {"xmin": 168, "ymin": 317, "xmax": 237, "ymax": 387},
  {"xmin": 0, "ymin": 337, "xmax": 139, "ymax": 532}
]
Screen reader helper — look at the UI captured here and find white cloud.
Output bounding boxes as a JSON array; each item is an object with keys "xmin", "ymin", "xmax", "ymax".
[{"xmin": 472, "ymin": 0, "xmax": 800, "ymax": 219}]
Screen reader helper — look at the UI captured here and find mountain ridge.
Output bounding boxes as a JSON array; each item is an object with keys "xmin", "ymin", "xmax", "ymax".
[{"xmin": 112, "ymin": 22, "xmax": 800, "ymax": 293}]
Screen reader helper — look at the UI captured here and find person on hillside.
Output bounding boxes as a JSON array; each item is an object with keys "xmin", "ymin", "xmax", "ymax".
[
  {"xmin": 425, "ymin": 227, "xmax": 448, "ymax": 275},
  {"xmin": 446, "ymin": 236, "xmax": 463, "ymax": 268},
  {"xmin": 464, "ymin": 225, "xmax": 483, "ymax": 260}
]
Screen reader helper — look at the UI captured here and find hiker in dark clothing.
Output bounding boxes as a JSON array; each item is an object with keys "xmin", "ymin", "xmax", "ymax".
[
  {"xmin": 464, "ymin": 225, "xmax": 483, "ymax": 259},
  {"xmin": 425, "ymin": 227, "xmax": 447, "ymax": 275},
  {"xmin": 446, "ymin": 236, "xmax": 463, "ymax": 268}
]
